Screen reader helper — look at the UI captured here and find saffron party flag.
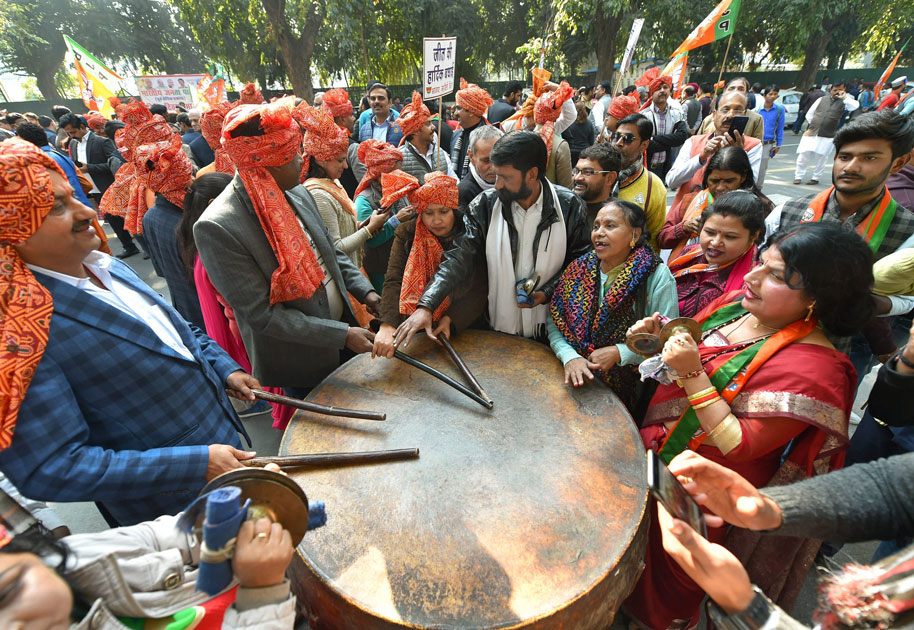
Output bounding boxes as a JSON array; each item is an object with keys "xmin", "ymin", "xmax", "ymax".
[
  {"xmin": 662, "ymin": 52, "xmax": 689, "ymax": 98},
  {"xmin": 874, "ymin": 38, "xmax": 911, "ymax": 99},
  {"xmin": 63, "ymin": 35, "xmax": 122, "ymax": 117},
  {"xmin": 670, "ymin": 0, "xmax": 741, "ymax": 58}
]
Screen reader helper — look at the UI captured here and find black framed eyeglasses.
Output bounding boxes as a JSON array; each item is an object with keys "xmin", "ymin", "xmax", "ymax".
[
  {"xmin": 572, "ymin": 167, "xmax": 613, "ymax": 177},
  {"xmin": 610, "ymin": 132, "xmax": 638, "ymax": 145}
]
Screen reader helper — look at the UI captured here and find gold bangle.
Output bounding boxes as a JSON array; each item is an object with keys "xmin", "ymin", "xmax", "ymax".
[
  {"xmin": 707, "ymin": 412, "xmax": 742, "ymax": 454},
  {"xmin": 691, "ymin": 396, "xmax": 721, "ymax": 410},
  {"xmin": 687, "ymin": 386, "xmax": 717, "ymax": 401}
]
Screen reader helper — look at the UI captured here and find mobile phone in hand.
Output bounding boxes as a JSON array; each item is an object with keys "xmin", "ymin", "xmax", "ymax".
[
  {"xmin": 647, "ymin": 449, "xmax": 708, "ymax": 538},
  {"xmin": 726, "ymin": 116, "xmax": 749, "ymax": 139}
]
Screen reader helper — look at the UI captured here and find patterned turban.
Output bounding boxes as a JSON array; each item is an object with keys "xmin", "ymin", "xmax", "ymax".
[
  {"xmin": 395, "ymin": 91, "xmax": 430, "ymax": 146},
  {"xmin": 455, "ymin": 78, "xmax": 494, "ymax": 118},
  {"xmin": 134, "ymin": 134, "xmax": 194, "ymax": 212},
  {"xmin": 99, "ymin": 100, "xmax": 186, "ymax": 234},
  {"xmin": 504, "ymin": 67, "xmax": 550, "ymax": 129},
  {"xmin": 222, "ymin": 97, "xmax": 325, "ymax": 305},
  {"xmin": 380, "ymin": 170, "xmax": 457, "ymax": 321},
  {"xmin": 321, "ymin": 88, "xmax": 353, "ymax": 119},
  {"xmin": 607, "ymin": 93, "xmax": 641, "ymax": 121},
  {"xmin": 534, "ymin": 81, "xmax": 574, "ymax": 162},
  {"xmin": 86, "ymin": 113, "xmax": 107, "ymax": 134},
  {"xmin": 200, "ymin": 101, "xmax": 238, "ymax": 175},
  {"xmin": 239, "ymin": 83, "xmax": 265, "ymax": 104},
  {"xmin": 0, "ymin": 139, "xmax": 63, "ymax": 450},
  {"xmin": 354, "ymin": 139, "xmax": 403, "ymax": 199},
  {"xmin": 296, "ymin": 104, "xmax": 350, "ymax": 173}
]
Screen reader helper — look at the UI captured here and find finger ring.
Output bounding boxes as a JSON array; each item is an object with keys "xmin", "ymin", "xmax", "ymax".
[
  {"xmin": 255, "ymin": 532, "xmax": 268, "ymax": 540},
  {"xmin": 676, "ymin": 338, "xmax": 687, "ymax": 346}
]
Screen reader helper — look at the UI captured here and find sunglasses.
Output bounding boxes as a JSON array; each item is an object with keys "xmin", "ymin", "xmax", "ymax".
[{"xmin": 610, "ymin": 132, "xmax": 638, "ymax": 145}]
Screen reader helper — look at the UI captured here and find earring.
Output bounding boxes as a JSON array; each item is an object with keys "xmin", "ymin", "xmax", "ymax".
[
  {"xmin": 804, "ymin": 300, "xmax": 816, "ymax": 322},
  {"xmin": 630, "ymin": 235, "xmax": 637, "ymax": 248}
]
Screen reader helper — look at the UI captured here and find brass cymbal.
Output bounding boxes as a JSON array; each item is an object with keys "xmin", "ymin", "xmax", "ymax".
[
  {"xmin": 199, "ymin": 468, "xmax": 310, "ymax": 546},
  {"xmin": 626, "ymin": 332, "xmax": 663, "ymax": 357},
  {"xmin": 659, "ymin": 317, "xmax": 703, "ymax": 345}
]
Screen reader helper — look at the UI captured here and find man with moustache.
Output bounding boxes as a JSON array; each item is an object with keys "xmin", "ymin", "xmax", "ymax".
[
  {"xmin": 571, "ymin": 142, "xmax": 620, "ymax": 225},
  {"xmin": 612, "ymin": 113, "xmax": 668, "ymax": 252},
  {"xmin": 642, "ymin": 74, "xmax": 689, "ymax": 180},
  {"xmin": 458, "ymin": 124, "xmax": 503, "ymax": 208},
  {"xmin": 358, "ymin": 83, "xmax": 404, "ymax": 146},
  {"xmin": 794, "ymin": 80, "xmax": 860, "ymax": 185},
  {"xmin": 450, "ymin": 78, "xmax": 494, "ymax": 179},
  {"xmin": 394, "ymin": 131, "xmax": 590, "ymax": 343}
]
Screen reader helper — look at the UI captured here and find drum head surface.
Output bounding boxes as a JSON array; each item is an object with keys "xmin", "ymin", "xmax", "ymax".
[{"xmin": 281, "ymin": 331, "xmax": 648, "ymax": 629}]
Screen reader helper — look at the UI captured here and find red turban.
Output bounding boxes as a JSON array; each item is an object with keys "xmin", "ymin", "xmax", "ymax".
[
  {"xmin": 354, "ymin": 139, "xmax": 403, "ymax": 199},
  {"xmin": 99, "ymin": 100, "xmax": 189, "ymax": 234},
  {"xmin": 134, "ymin": 135, "xmax": 194, "ymax": 213},
  {"xmin": 455, "ymin": 78, "xmax": 493, "ymax": 118},
  {"xmin": 649, "ymin": 74, "xmax": 673, "ymax": 95},
  {"xmin": 296, "ymin": 104, "xmax": 351, "ymax": 173},
  {"xmin": 86, "ymin": 113, "xmax": 107, "ymax": 134},
  {"xmin": 380, "ymin": 170, "xmax": 457, "ymax": 321},
  {"xmin": 200, "ymin": 101, "xmax": 238, "ymax": 174},
  {"xmin": 0, "ymin": 139, "xmax": 63, "ymax": 450},
  {"xmin": 607, "ymin": 93, "xmax": 641, "ymax": 121},
  {"xmin": 395, "ymin": 91, "xmax": 430, "ymax": 145},
  {"xmin": 533, "ymin": 81, "xmax": 574, "ymax": 163},
  {"xmin": 222, "ymin": 98, "xmax": 325, "ymax": 304},
  {"xmin": 239, "ymin": 83, "xmax": 265, "ymax": 104},
  {"xmin": 635, "ymin": 67, "xmax": 659, "ymax": 88},
  {"xmin": 321, "ymin": 88, "xmax": 353, "ymax": 119}
]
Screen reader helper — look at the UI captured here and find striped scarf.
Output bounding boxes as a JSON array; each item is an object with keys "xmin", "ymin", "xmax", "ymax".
[{"xmin": 550, "ymin": 246, "xmax": 659, "ymax": 406}]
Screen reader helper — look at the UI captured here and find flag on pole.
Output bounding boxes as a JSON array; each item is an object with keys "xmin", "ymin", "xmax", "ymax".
[
  {"xmin": 670, "ymin": 0, "xmax": 741, "ymax": 58},
  {"xmin": 619, "ymin": 19, "xmax": 645, "ymax": 79},
  {"xmin": 662, "ymin": 52, "xmax": 690, "ymax": 98},
  {"xmin": 874, "ymin": 37, "xmax": 911, "ymax": 99},
  {"xmin": 196, "ymin": 73, "xmax": 227, "ymax": 107},
  {"xmin": 63, "ymin": 35, "xmax": 122, "ymax": 117}
]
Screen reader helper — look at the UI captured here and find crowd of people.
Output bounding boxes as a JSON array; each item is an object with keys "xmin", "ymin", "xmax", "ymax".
[{"xmin": 0, "ymin": 64, "xmax": 913, "ymax": 629}]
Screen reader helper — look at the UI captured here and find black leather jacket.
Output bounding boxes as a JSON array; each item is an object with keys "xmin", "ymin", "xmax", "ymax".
[{"xmin": 418, "ymin": 180, "xmax": 590, "ymax": 312}]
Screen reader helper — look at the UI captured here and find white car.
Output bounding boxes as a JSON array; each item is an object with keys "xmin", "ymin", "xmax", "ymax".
[{"xmin": 772, "ymin": 89, "xmax": 802, "ymax": 125}]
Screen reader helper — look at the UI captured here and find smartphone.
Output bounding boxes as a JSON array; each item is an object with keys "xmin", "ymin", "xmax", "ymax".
[
  {"xmin": 727, "ymin": 115, "xmax": 749, "ymax": 139},
  {"xmin": 646, "ymin": 450, "xmax": 708, "ymax": 538}
]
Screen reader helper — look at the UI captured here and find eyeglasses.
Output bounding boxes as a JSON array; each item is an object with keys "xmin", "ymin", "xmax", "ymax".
[
  {"xmin": 718, "ymin": 107, "xmax": 747, "ymax": 115},
  {"xmin": 572, "ymin": 167, "xmax": 614, "ymax": 177},
  {"xmin": 609, "ymin": 132, "xmax": 638, "ymax": 145}
]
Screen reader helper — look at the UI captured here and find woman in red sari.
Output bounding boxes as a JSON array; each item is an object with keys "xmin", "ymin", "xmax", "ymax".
[
  {"xmin": 623, "ymin": 222, "xmax": 875, "ymax": 629},
  {"xmin": 669, "ymin": 190, "xmax": 765, "ymax": 318}
]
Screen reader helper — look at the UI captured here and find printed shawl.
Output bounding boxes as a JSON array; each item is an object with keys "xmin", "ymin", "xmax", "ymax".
[
  {"xmin": 0, "ymin": 139, "xmax": 61, "ymax": 449},
  {"xmin": 550, "ymin": 246, "xmax": 659, "ymax": 406},
  {"xmin": 222, "ymin": 98, "xmax": 325, "ymax": 304}
]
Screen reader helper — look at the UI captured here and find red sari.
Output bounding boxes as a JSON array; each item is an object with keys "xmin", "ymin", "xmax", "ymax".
[{"xmin": 624, "ymin": 300, "xmax": 854, "ymax": 629}]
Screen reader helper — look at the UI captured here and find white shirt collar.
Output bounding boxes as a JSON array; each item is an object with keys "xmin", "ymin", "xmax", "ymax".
[{"xmin": 27, "ymin": 250, "xmax": 111, "ymax": 287}]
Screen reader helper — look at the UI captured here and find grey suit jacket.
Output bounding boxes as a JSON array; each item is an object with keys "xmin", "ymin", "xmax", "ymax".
[{"xmin": 194, "ymin": 176, "xmax": 375, "ymax": 388}]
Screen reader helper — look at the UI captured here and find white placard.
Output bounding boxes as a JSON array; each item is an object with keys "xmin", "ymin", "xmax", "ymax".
[
  {"xmin": 619, "ymin": 19, "xmax": 645, "ymax": 77},
  {"xmin": 423, "ymin": 37, "xmax": 457, "ymax": 100}
]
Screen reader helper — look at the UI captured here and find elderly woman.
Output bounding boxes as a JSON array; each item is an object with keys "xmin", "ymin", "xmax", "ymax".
[
  {"xmin": 372, "ymin": 170, "xmax": 487, "ymax": 358},
  {"xmin": 669, "ymin": 190, "xmax": 766, "ymax": 318},
  {"xmin": 623, "ymin": 222, "xmax": 875, "ymax": 630},
  {"xmin": 548, "ymin": 199, "xmax": 678, "ymax": 411},
  {"xmin": 300, "ymin": 107, "xmax": 388, "ymax": 267},
  {"xmin": 657, "ymin": 146, "xmax": 769, "ymax": 260}
]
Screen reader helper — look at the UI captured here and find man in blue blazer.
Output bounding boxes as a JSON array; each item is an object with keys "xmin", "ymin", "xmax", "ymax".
[{"xmin": 0, "ymin": 138, "xmax": 260, "ymax": 526}]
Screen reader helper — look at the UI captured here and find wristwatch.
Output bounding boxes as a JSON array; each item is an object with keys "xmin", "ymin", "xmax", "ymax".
[{"xmin": 706, "ymin": 586, "xmax": 774, "ymax": 630}]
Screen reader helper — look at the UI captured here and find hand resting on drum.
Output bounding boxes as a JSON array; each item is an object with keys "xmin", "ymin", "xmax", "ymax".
[
  {"xmin": 233, "ymin": 517, "xmax": 295, "ymax": 589},
  {"xmin": 394, "ymin": 306, "xmax": 436, "ymax": 347},
  {"xmin": 346, "ymin": 326, "xmax": 376, "ymax": 354}
]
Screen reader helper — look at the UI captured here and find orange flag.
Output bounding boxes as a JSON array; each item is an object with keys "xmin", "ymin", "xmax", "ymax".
[{"xmin": 670, "ymin": 0, "xmax": 741, "ymax": 58}]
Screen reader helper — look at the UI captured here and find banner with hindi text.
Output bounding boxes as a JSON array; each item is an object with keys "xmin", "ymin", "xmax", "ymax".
[
  {"xmin": 423, "ymin": 37, "xmax": 457, "ymax": 100},
  {"xmin": 135, "ymin": 74, "xmax": 206, "ymax": 111}
]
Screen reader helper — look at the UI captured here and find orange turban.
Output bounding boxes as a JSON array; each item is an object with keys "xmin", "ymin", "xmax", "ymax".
[
  {"xmin": 86, "ymin": 113, "xmax": 107, "ymax": 134},
  {"xmin": 0, "ymin": 139, "xmax": 63, "ymax": 450},
  {"xmin": 534, "ymin": 81, "xmax": 574, "ymax": 162},
  {"xmin": 134, "ymin": 135, "xmax": 194, "ymax": 212},
  {"xmin": 321, "ymin": 88, "xmax": 353, "ymax": 119},
  {"xmin": 504, "ymin": 67, "xmax": 552, "ymax": 128},
  {"xmin": 649, "ymin": 75, "xmax": 673, "ymax": 95},
  {"xmin": 99, "ymin": 100, "xmax": 188, "ymax": 234},
  {"xmin": 222, "ymin": 98, "xmax": 325, "ymax": 304},
  {"xmin": 455, "ymin": 78, "xmax": 493, "ymax": 118},
  {"xmin": 296, "ymin": 104, "xmax": 350, "ymax": 172},
  {"xmin": 607, "ymin": 93, "xmax": 641, "ymax": 121},
  {"xmin": 200, "ymin": 101, "xmax": 238, "ymax": 174},
  {"xmin": 635, "ymin": 67, "xmax": 659, "ymax": 88},
  {"xmin": 380, "ymin": 170, "xmax": 457, "ymax": 321},
  {"xmin": 239, "ymin": 83, "xmax": 265, "ymax": 104},
  {"xmin": 395, "ymin": 91, "xmax": 430, "ymax": 145},
  {"xmin": 354, "ymin": 139, "xmax": 403, "ymax": 199}
]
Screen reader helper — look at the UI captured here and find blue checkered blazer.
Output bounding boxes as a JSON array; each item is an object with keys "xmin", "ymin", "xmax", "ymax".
[{"xmin": 0, "ymin": 257, "xmax": 250, "ymax": 526}]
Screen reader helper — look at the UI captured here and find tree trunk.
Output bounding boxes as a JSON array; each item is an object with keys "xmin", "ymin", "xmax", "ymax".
[
  {"xmin": 261, "ymin": 0, "xmax": 321, "ymax": 102},
  {"xmin": 595, "ymin": 4, "xmax": 626, "ymax": 84},
  {"xmin": 794, "ymin": 21, "xmax": 840, "ymax": 93},
  {"xmin": 34, "ymin": 39, "xmax": 66, "ymax": 102}
]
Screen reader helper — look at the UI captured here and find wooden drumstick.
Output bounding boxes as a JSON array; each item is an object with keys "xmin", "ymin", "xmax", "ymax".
[
  {"xmin": 439, "ymin": 336, "xmax": 494, "ymax": 407},
  {"xmin": 251, "ymin": 389, "xmax": 386, "ymax": 421},
  {"xmin": 245, "ymin": 448, "xmax": 419, "ymax": 469},
  {"xmin": 393, "ymin": 351, "xmax": 494, "ymax": 409}
]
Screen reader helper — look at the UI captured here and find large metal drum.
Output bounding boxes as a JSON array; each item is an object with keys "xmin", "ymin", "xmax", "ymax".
[{"xmin": 281, "ymin": 330, "xmax": 648, "ymax": 629}]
